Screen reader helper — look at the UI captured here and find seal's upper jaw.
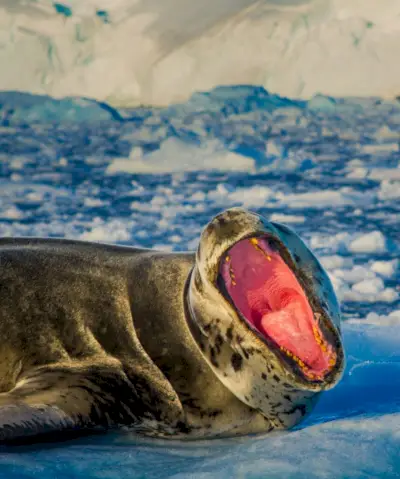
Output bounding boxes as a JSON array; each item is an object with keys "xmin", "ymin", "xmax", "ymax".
[
  {"xmin": 217, "ymin": 234, "xmax": 344, "ymax": 389},
  {"xmin": 197, "ymin": 208, "xmax": 265, "ymax": 281}
]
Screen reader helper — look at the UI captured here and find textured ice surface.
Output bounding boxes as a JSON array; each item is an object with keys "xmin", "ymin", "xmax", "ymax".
[
  {"xmin": 0, "ymin": 88, "xmax": 399, "ymax": 477},
  {"xmin": 1, "ymin": 1, "xmax": 400, "ymax": 105},
  {"xmin": 0, "ymin": 92, "xmax": 118, "ymax": 123}
]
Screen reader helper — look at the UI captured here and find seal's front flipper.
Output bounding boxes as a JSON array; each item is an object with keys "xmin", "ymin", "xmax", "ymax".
[{"xmin": 0, "ymin": 361, "xmax": 139, "ymax": 445}]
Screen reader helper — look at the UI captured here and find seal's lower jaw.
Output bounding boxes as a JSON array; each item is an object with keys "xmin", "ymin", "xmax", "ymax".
[{"xmin": 218, "ymin": 235, "xmax": 342, "ymax": 387}]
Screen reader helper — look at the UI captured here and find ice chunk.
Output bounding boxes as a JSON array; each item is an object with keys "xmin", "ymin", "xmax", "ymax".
[
  {"xmin": 371, "ymin": 260, "xmax": 398, "ymax": 278},
  {"xmin": 348, "ymin": 231, "xmax": 387, "ymax": 254},
  {"xmin": 377, "ymin": 180, "xmax": 400, "ymax": 200},
  {"xmin": 168, "ymin": 86, "xmax": 301, "ymax": 116},
  {"xmin": 0, "ymin": 206, "xmax": 23, "ymax": 219},
  {"xmin": 361, "ymin": 143, "xmax": 399, "ymax": 155},
  {"xmin": 0, "ymin": 92, "xmax": 118, "ymax": 123},
  {"xmin": 343, "ymin": 287, "xmax": 398, "ymax": 303},
  {"xmin": 279, "ymin": 189, "xmax": 361, "ymax": 209},
  {"xmin": 79, "ymin": 220, "xmax": 132, "ymax": 242},
  {"xmin": 207, "ymin": 185, "xmax": 274, "ymax": 207},
  {"xmin": 369, "ymin": 169, "xmax": 400, "ymax": 181},
  {"xmin": 106, "ymin": 139, "xmax": 255, "ymax": 174},
  {"xmin": 319, "ymin": 255, "xmax": 354, "ymax": 270},
  {"xmin": 333, "ymin": 265, "xmax": 376, "ymax": 284},
  {"xmin": 269, "ymin": 214, "xmax": 305, "ymax": 224},
  {"xmin": 352, "ymin": 310, "xmax": 400, "ymax": 326},
  {"xmin": 352, "ymin": 277, "xmax": 385, "ymax": 295},
  {"xmin": 307, "ymin": 94, "xmax": 337, "ymax": 113}
]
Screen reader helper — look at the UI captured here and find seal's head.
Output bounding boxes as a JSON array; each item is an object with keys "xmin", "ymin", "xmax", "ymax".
[{"xmin": 188, "ymin": 208, "xmax": 344, "ymax": 428}]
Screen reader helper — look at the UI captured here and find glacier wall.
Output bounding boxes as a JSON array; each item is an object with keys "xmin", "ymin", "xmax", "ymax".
[{"xmin": 0, "ymin": 0, "xmax": 399, "ymax": 107}]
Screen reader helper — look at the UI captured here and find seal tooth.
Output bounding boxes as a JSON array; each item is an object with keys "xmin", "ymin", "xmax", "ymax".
[
  {"xmin": 313, "ymin": 326, "xmax": 323, "ymax": 345},
  {"xmin": 229, "ymin": 265, "xmax": 236, "ymax": 285},
  {"xmin": 225, "ymin": 256, "xmax": 231, "ymax": 262},
  {"xmin": 250, "ymin": 237, "xmax": 273, "ymax": 261}
]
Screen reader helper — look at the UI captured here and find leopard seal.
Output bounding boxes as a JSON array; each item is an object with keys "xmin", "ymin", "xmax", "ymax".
[{"xmin": 0, "ymin": 208, "xmax": 344, "ymax": 444}]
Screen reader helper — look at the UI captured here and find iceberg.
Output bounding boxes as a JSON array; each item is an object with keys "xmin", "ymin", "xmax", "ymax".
[
  {"xmin": 0, "ymin": 0, "xmax": 399, "ymax": 107},
  {"xmin": 0, "ymin": 91, "xmax": 119, "ymax": 123}
]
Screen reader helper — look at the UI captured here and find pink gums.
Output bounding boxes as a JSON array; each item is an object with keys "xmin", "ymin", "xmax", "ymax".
[{"xmin": 221, "ymin": 237, "xmax": 335, "ymax": 379}]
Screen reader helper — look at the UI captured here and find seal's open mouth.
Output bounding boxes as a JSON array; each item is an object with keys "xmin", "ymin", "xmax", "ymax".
[{"xmin": 218, "ymin": 236, "xmax": 337, "ymax": 381}]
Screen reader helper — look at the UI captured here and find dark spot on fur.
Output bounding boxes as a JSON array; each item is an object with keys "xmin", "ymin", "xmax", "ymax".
[
  {"xmin": 287, "ymin": 404, "xmax": 307, "ymax": 417},
  {"xmin": 210, "ymin": 347, "xmax": 219, "ymax": 367},
  {"xmin": 215, "ymin": 334, "xmax": 223, "ymax": 353},
  {"xmin": 283, "ymin": 394, "xmax": 292, "ymax": 402},
  {"xmin": 241, "ymin": 348, "xmax": 250, "ymax": 360},
  {"xmin": 194, "ymin": 274, "xmax": 204, "ymax": 293},
  {"xmin": 231, "ymin": 353, "xmax": 243, "ymax": 371},
  {"xmin": 273, "ymin": 374, "xmax": 281, "ymax": 383},
  {"xmin": 176, "ymin": 421, "xmax": 191, "ymax": 434},
  {"xmin": 244, "ymin": 396, "xmax": 249, "ymax": 402},
  {"xmin": 204, "ymin": 323, "xmax": 211, "ymax": 332},
  {"xmin": 182, "ymin": 398, "xmax": 201, "ymax": 410},
  {"xmin": 236, "ymin": 335, "xmax": 244, "ymax": 344},
  {"xmin": 226, "ymin": 327, "xmax": 233, "ymax": 341},
  {"xmin": 261, "ymin": 373, "xmax": 267, "ymax": 380},
  {"xmin": 265, "ymin": 423, "xmax": 274, "ymax": 433},
  {"xmin": 208, "ymin": 409, "xmax": 222, "ymax": 418}
]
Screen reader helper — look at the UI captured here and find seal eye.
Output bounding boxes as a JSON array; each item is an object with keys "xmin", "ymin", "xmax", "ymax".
[{"xmin": 219, "ymin": 236, "xmax": 337, "ymax": 381}]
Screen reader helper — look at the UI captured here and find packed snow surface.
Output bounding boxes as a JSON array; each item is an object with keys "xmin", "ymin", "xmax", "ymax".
[
  {"xmin": 0, "ymin": 87, "xmax": 399, "ymax": 478},
  {"xmin": 1, "ymin": 0, "xmax": 400, "ymax": 106}
]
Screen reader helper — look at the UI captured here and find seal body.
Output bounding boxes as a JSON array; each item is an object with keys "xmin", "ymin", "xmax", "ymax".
[{"xmin": 0, "ymin": 208, "xmax": 345, "ymax": 444}]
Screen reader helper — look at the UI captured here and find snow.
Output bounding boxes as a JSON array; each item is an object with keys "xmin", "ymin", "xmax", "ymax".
[
  {"xmin": 1, "ymin": 1, "xmax": 400, "ymax": 106},
  {"xmin": 0, "ymin": 85, "xmax": 399, "ymax": 477}
]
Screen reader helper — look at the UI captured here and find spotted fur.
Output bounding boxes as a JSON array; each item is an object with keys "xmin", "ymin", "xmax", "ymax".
[
  {"xmin": 0, "ymin": 208, "xmax": 344, "ymax": 444},
  {"xmin": 188, "ymin": 208, "xmax": 345, "ymax": 430}
]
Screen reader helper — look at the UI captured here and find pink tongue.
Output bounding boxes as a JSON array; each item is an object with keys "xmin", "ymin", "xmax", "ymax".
[{"xmin": 222, "ymin": 238, "xmax": 332, "ymax": 375}]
